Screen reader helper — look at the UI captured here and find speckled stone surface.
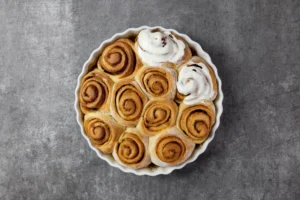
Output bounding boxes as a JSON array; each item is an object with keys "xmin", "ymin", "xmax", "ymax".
[{"xmin": 1, "ymin": 0, "xmax": 300, "ymax": 199}]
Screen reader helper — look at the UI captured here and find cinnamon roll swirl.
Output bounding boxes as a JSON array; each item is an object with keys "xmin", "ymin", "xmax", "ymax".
[
  {"xmin": 79, "ymin": 69, "xmax": 113, "ymax": 114},
  {"xmin": 137, "ymin": 99, "xmax": 178, "ymax": 136},
  {"xmin": 135, "ymin": 66, "xmax": 177, "ymax": 100},
  {"xmin": 113, "ymin": 128, "xmax": 151, "ymax": 169},
  {"xmin": 98, "ymin": 39, "xmax": 141, "ymax": 81},
  {"xmin": 149, "ymin": 127, "xmax": 195, "ymax": 167},
  {"xmin": 177, "ymin": 102, "xmax": 216, "ymax": 144},
  {"xmin": 111, "ymin": 78, "xmax": 148, "ymax": 126},
  {"xmin": 84, "ymin": 112, "xmax": 124, "ymax": 153}
]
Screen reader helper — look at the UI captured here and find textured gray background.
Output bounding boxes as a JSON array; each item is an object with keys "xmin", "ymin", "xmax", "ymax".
[{"xmin": 1, "ymin": 0, "xmax": 300, "ymax": 200}]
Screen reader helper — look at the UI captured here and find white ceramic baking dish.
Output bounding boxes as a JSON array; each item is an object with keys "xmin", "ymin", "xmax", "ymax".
[{"xmin": 74, "ymin": 26, "xmax": 224, "ymax": 176}]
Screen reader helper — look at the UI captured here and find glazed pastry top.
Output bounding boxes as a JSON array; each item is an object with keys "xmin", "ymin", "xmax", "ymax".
[
  {"xmin": 137, "ymin": 30, "xmax": 185, "ymax": 66},
  {"xmin": 177, "ymin": 61, "xmax": 214, "ymax": 105}
]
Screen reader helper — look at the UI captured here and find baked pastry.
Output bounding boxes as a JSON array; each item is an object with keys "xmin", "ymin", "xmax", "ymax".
[
  {"xmin": 177, "ymin": 102, "xmax": 216, "ymax": 144},
  {"xmin": 110, "ymin": 78, "xmax": 148, "ymax": 126},
  {"xmin": 79, "ymin": 69, "xmax": 113, "ymax": 114},
  {"xmin": 113, "ymin": 128, "xmax": 151, "ymax": 169},
  {"xmin": 98, "ymin": 39, "xmax": 142, "ymax": 81},
  {"xmin": 137, "ymin": 99, "xmax": 178, "ymax": 136},
  {"xmin": 84, "ymin": 112, "xmax": 124, "ymax": 153},
  {"xmin": 175, "ymin": 89, "xmax": 186, "ymax": 104},
  {"xmin": 149, "ymin": 127, "xmax": 195, "ymax": 167},
  {"xmin": 176, "ymin": 56, "xmax": 218, "ymax": 104},
  {"xmin": 135, "ymin": 29, "xmax": 192, "ymax": 67},
  {"xmin": 78, "ymin": 28, "xmax": 220, "ymax": 170},
  {"xmin": 135, "ymin": 65, "xmax": 177, "ymax": 99}
]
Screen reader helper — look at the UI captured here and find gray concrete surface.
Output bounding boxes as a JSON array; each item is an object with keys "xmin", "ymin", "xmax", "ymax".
[{"xmin": 1, "ymin": 0, "xmax": 300, "ymax": 199}]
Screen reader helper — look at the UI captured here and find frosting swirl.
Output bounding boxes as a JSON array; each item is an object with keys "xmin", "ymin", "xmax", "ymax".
[
  {"xmin": 177, "ymin": 61, "xmax": 215, "ymax": 105},
  {"xmin": 137, "ymin": 30, "xmax": 185, "ymax": 66}
]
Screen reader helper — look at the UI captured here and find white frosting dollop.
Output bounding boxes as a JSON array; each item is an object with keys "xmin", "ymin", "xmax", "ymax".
[
  {"xmin": 137, "ymin": 29, "xmax": 185, "ymax": 66},
  {"xmin": 177, "ymin": 62, "xmax": 214, "ymax": 105}
]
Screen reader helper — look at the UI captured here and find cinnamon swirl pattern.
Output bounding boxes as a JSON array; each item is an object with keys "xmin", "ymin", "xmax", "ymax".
[
  {"xmin": 149, "ymin": 127, "xmax": 195, "ymax": 167},
  {"xmin": 113, "ymin": 128, "xmax": 151, "ymax": 169},
  {"xmin": 78, "ymin": 28, "xmax": 219, "ymax": 170},
  {"xmin": 137, "ymin": 99, "xmax": 178, "ymax": 136},
  {"xmin": 98, "ymin": 39, "xmax": 141, "ymax": 81},
  {"xmin": 84, "ymin": 113, "xmax": 124, "ymax": 153},
  {"xmin": 135, "ymin": 66, "xmax": 177, "ymax": 99},
  {"xmin": 177, "ymin": 102, "xmax": 216, "ymax": 144},
  {"xmin": 79, "ymin": 69, "xmax": 113, "ymax": 114},
  {"xmin": 111, "ymin": 78, "xmax": 148, "ymax": 126}
]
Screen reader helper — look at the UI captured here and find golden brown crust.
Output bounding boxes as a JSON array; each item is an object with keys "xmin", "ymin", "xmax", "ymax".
[
  {"xmin": 84, "ymin": 112, "xmax": 124, "ymax": 153},
  {"xmin": 98, "ymin": 39, "xmax": 142, "ymax": 81},
  {"xmin": 113, "ymin": 128, "xmax": 151, "ymax": 168},
  {"xmin": 149, "ymin": 127, "xmax": 195, "ymax": 167},
  {"xmin": 177, "ymin": 102, "xmax": 216, "ymax": 144},
  {"xmin": 174, "ymin": 90, "xmax": 186, "ymax": 104},
  {"xmin": 176, "ymin": 36, "xmax": 192, "ymax": 66},
  {"xmin": 79, "ymin": 69, "xmax": 113, "ymax": 114},
  {"xmin": 135, "ymin": 65, "xmax": 177, "ymax": 100},
  {"xmin": 110, "ymin": 78, "xmax": 148, "ymax": 126},
  {"xmin": 137, "ymin": 99, "xmax": 178, "ymax": 136}
]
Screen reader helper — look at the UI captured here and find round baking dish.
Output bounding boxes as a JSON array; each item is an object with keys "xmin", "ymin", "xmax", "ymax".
[{"xmin": 75, "ymin": 26, "xmax": 224, "ymax": 176}]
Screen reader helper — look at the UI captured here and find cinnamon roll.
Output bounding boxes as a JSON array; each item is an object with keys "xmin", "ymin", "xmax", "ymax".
[
  {"xmin": 137, "ymin": 99, "xmax": 178, "ymax": 136},
  {"xmin": 176, "ymin": 56, "xmax": 218, "ymax": 105},
  {"xmin": 98, "ymin": 39, "xmax": 142, "ymax": 81},
  {"xmin": 149, "ymin": 127, "xmax": 195, "ymax": 167},
  {"xmin": 111, "ymin": 78, "xmax": 148, "ymax": 126},
  {"xmin": 84, "ymin": 112, "xmax": 124, "ymax": 153},
  {"xmin": 135, "ymin": 65, "xmax": 177, "ymax": 100},
  {"xmin": 177, "ymin": 102, "xmax": 216, "ymax": 144},
  {"xmin": 135, "ymin": 29, "xmax": 192, "ymax": 67},
  {"xmin": 79, "ymin": 69, "xmax": 113, "ymax": 114},
  {"xmin": 175, "ymin": 90, "xmax": 186, "ymax": 104},
  {"xmin": 113, "ymin": 128, "xmax": 151, "ymax": 169}
]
